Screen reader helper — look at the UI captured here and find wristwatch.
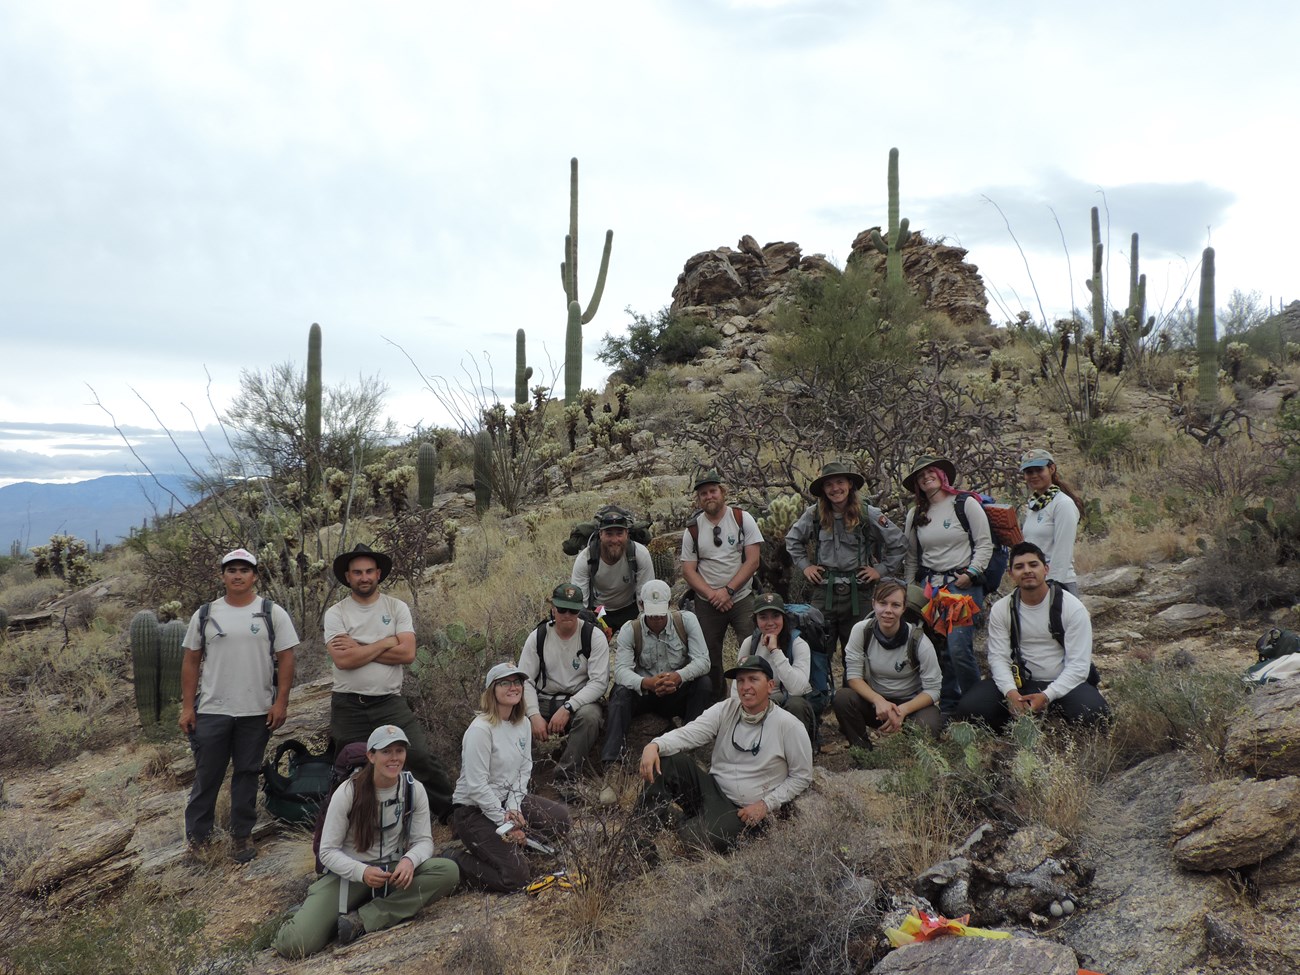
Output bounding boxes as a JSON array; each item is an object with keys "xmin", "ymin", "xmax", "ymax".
[
  {"xmin": 562, "ymin": 702, "xmax": 575, "ymax": 714},
  {"xmin": 725, "ymin": 586, "xmax": 737, "ymax": 596}
]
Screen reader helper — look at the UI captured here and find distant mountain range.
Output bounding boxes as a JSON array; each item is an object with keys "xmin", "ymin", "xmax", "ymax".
[{"xmin": 0, "ymin": 475, "xmax": 200, "ymax": 552}]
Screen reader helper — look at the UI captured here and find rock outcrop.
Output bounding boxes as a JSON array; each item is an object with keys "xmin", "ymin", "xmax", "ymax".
[
  {"xmin": 1171, "ymin": 775, "xmax": 1300, "ymax": 870},
  {"xmin": 849, "ymin": 228, "xmax": 991, "ymax": 327},
  {"xmin": 1224, "ymin": 681, "xmax": 1300, "ymax": 777},
  {"xmin": 873, "ymin": 935, "xmax": 1079, "ymax": 975}
]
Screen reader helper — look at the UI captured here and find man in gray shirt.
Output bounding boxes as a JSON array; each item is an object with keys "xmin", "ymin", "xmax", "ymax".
[
  {"xmin": 180, "ymin": 548, "xmax": 298, "ymax": 862},
  {"xmin": 570, "ymin": 507, "xmax": 656, "ymax": 634},
  {"xmin": 600, "ymin": 579, "xmax": 711, "ymax": 770}
]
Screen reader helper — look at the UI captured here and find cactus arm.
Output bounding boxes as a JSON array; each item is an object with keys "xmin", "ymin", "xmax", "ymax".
[
  {"xmin": 580, "ymin": 229, "xmax": 613, "ymax": 324},
  {"xmin": 1088, "ymin": 208, "xmax": 1105, "ymax": 341},
  {"xmin": 869, "ymin": 229, "xmax": 888, "ymax": 255}
]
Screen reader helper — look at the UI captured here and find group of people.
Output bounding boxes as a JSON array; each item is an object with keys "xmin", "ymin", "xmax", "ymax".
[{"xmin": 174, "ymin": 450, "xmax": 1106, "ymax": 957}]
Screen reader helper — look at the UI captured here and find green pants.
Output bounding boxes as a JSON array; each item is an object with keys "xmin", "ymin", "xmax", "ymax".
[
  {"xmin": 639, "ymin": 753, "xmax": 757, "ymax": 853},
  {"xmin": 273, "ymin": 857, "xmax": 459, "ymax": 958}
]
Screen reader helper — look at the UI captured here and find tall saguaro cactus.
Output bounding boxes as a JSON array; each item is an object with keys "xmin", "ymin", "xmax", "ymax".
[
  {"xmin": 560, "ymin": 157, "xmax": 613, "ymax": 401},
  {"xmin": 1084, "ymin": 208, "xmax": 1105, "ymax": 342},
  {"xmin": 514, "ymin": 329, "xmax": 533, "ymax": 405},
  {"xmin": 417, "ymin": 442, "xmax": 438, "ymax": 508},
  {"xmin": 869, "ymin": 147, "xmax": 911, "ymax": 286},
  {"xmin": 306, "ymin": 322, "xmax": 323, "ymax": 493},
  {"xmin": 1196, "ymin": 247, "xmax": 1218, "ymax": 414}
]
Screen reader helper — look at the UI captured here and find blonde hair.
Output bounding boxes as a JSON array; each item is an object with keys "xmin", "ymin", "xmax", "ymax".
[{"xmin": 478, "ymin": 684, "xmax": 527, "ymax": 726}]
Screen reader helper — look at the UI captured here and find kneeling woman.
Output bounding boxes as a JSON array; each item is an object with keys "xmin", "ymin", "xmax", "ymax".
[
  {"xmin": 832, "ymin": 580, "xmax": 943, "ymax": 746},
  {"xmin": 446, "ymin": 663, "xmax": 571, "ymax": 892},
  {"xmin": 273, "ymin": 726, "xmax": 459, "ymax": 958}
]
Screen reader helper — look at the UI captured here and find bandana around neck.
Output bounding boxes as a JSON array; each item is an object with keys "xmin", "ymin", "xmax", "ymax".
[{"xmin": 1028, "ymin": 485, "xmax": 1060, "ymax": 512}]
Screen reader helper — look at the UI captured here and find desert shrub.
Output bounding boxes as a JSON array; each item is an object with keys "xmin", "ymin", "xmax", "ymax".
[
  {"xmin": 0, "ymin": 577, "xmax": 64, "ymax": 612},
  {"xmin": 5, "ymin": 891, "xmax": 209, "ymax": 975},
  {"xmin": 1106, "ymin": 658, "xmax": 1248, "ymax": 772},
  {"xmin": 1071, "ymin": 418, "xmax": 1135, "ymax": 466},
  {"xmin": 1193, "ymin": 497, "xmax": 1300, "ymax": 612},
  {"xmin": 598, "ymin": 306, "xmax": 718, "ymax": 383},
  {"xmin": 1163, "ymin": 438, "xmax": 1280, "ymax": 506},
  {"xmin": 409, "ymin": 624, "xmax": 492, "ymax": 776},
  {"xmin": 614, "ymin": 799, "xmax": 885, "ymax": 975}
]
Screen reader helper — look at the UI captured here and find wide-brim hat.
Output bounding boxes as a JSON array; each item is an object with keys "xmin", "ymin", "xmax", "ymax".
[
  {"xmin": 902, "ymin": 455, "xmax": 957, "ymax": 494},
  {"xmin": 809, "ymin": 461, "xmax": 865, "ymax": 498},
  {"xmin": 332, "ymin": 543, "xmax": 393, "ymax": 586}
]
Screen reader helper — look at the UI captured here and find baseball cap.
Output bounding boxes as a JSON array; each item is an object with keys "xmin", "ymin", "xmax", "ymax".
[
  {"xmin": 484, "ymin": 662, "xmax": 530, "ymax": 689},
  {"xmin": 367, "ymin": 725, "xmax": 410, "ymax": 750},
  {"xmin": 1019, "ymin": 448, "xmax": 1055, "ymax": 471},
  {"xmin": 551, "ymin": 582, "xmax": 585, "ymax": 612},
  {"xmin": 639, "ymin": 579, "xmax": 672, "ymax": 616},
  {"xmin": 221, "ymin": 548, "xmax": 258, "ymax": 567},
  {"xmin": 724, "ymin": 655, "xmax": 775, "ymax": 680}
]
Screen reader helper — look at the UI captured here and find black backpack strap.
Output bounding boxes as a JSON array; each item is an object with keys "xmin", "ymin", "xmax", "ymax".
[
  {"xmin": 585, "ymin": 536, "xmax": 600, "ymax": 610},
  {"xmin": 580, "ymin": 621, "xmax": 594, "ymax": 659},
  {"xmin": 198, "ymin": 601, "xmax": 213, "ymax": 656},
  {"xmin": 1047, "ymin": 581, "xmax": 1066, "ymax": 647},
  {"xmin": 631, "ymin": 619, "xmax": 644, "ymax": 671},
  {"xmin": 399, "ymin": 770, "xmax": 416, "ymax": 853},
  {"xmin": 534, "ymin": 621, "xmax": 550, "ymax": 690},
  {"xmin": 259, "ymin": 596, "xmax": 280, "ymax": 688},
  {"xmin": 1009, "ymin": 588, "xmax": 1029, "ymax": 684},
  {"xmin": 627, "ymin": 544, "xmax": 639, "ymax": 592}
]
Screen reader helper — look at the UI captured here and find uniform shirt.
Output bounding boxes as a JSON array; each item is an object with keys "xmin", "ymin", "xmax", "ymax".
[
  {"xmin": 679, "ymin": 508, "xmax": 765, "ymax": 598},
  {"xmin": 652, "ymin": 698, "xmax": 813, "ymax": 812},
  {"xmin": 733, "ymin": 633, "xmax": 812, "ymax": 697},
  {"xmin": 785, "ymin": 503, "xmax": 905, "ymax": 575},
  {"xmin": 904, "ymin": 494, "xmax": 993, "ymax": 581},
  {"xmin": 451, "ymin": 713, "xmax": 532, "ymax": 826},
  {"xmin": 570, "ymin": 542, "xmax": 656, "ymax": 611},
  {"xmin": 318, "ymin": 776, "xmax": 434, "ymax": 884},
  {"xmin": 182, "ymin": 596, "xmax": 298, "ymax": 716},
  {"xmin": 612, "ymin": 611, "xmax": 710, "ymax": 693},
  {"xmin": 987, "ymin": 588, "xmax": 1094, "ymax": 701},
  {"xmin": 843, "ymin": 619, "xmax": 941, "ymax": 702},
  {"xmin": 518, "ymin": 620, "xmax": 611, "ymax": 716},
  {"xmin": 1021, "ymin": 492, "xmax": 1080, "ymax": 586},
  {"xmin": 324, "ymin": 593, "xmax": 414, "ymax": 696}
]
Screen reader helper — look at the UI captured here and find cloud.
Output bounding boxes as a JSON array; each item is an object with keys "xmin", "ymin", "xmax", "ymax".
[{"xmin": 0, "ymin": 421, "xmax": 229, "ymax": 484}]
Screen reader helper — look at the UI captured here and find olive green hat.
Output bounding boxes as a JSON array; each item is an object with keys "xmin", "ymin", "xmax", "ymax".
[
  {"xmin": 809, "ymin": 461, "xmax": 865, "ymax": 498},
  {"xmin": 551, "ymin": 582, "xmax": 585, "ymax": 612},
  {"xmin": 901, "ymin": 455, "xmax": 957, "ymax": 494},
  {"xmin": 693, "ymin": 469, "xmax": 724, "ymax": 492},
  {"xmin": 752, "ymin": 592, "xmax": 786, "ymax": 616}
]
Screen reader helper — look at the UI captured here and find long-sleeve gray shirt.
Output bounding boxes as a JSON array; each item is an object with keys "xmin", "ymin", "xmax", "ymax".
[
  {"xmin": 451, "ymin": 714, "xmax": 532, "ymax": 825},
  {"xmin": 843, "ymin": 619, "xmax": 942, "ymax": 702},
  {"xmin": 987, "ymin": 588, "xmax": 1094, "ymax": 700},
  {"xmin": 785, "ymin": 503, "xmax": 905, "ymax": 576},
  {"xmin": 613, "ymin": 611, "xmax": 710, "ymax": 693},
  {"xmin": 318, "ymin": 776, "xmax": 434, "ymax": 884},
  {"xmin": 652, "ymin": 698, "xmax": 813, "ymax": 812},
  {"xmin": 518, "ymin": 620, "xmax": 611, "ymax": 716},
  {"xmin": 570, "ymin": 542, "xmax": 656, "ymax": 611}
]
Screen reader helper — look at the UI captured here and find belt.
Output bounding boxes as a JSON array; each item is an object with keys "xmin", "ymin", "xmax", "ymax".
[{"xmin": 332, "ymin": 691, "xmax": 399, "ymax": 705}]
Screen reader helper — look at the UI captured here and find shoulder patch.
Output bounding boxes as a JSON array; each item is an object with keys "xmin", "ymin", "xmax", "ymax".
[{"xmin": 878, "ymin": 515, "xmax": 889, "ymax": 526}]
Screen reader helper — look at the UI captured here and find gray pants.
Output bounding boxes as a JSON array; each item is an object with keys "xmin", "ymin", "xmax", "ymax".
[
  {"xmin": 537, "ymin": 696, "xmax": 604, "ymax": 777},
  {"xmin": 693, "ymin": 593, "xmax": 756, "ymax": 701},
  {"xmin": 186, "ymin": 712, "xmax": 270, "ymax": 843}
]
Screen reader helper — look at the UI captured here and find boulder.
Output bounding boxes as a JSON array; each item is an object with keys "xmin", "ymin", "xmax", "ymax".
[
  {"xmin": 671, "ymin": 250, "xmax": 745, "ymax": 308},
  {"xmin": 873, "ymin": 935, "xmax": 1078, "ymax": 974},
  {"xmin": 1078, "ymin": 565, "xmax": 1144, "ymax": 597},
  {"xmin": 1152, "ymin": 603, "xmax": 1226, "ymax": 636},
  {"xmin": 1224, "ymin": 681, "xmax": 1300, "ymax": 777},
  {"xmin": 848, "ymin": 230, "xmax": 991, "ymax": 327},
  {"xmin": 1171, "ymin": 775, "xmax": 1300, "ymax": 870},
  {"xmin": 15, "ymin": 819, "xmax": 136, "ymax": 898}
]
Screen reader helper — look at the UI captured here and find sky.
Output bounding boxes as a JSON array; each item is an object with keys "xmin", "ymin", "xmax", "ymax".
[{"xmin": 2, "ymin": 0, "xmax": 1297, "ymax": 486}]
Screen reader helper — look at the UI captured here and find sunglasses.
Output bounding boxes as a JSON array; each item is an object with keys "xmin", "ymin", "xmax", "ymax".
[
  {"xmin": 712, "ymin": 525, "xmax": 723, "ymax": 547},
  {"xmin": 730, "ymin": 714, "xmax": 764, "ymax": 756},
  {"xmin": 554, "ymin": 607, "xmax": 580, "ymax": 616}
]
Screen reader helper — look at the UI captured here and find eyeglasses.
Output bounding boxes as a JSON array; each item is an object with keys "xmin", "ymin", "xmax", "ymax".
[
  {"xmin": 553, "ymin": 607, "xmax": 580, "ymax": 616},
  {"xmin": 712, "ymin": 525, "xmax": 723, "ymax": 547},
  {"xmin": 495, "ymin": 678, "xmax": 525, "ymax": 688},
  {"xmin": 730, "ymin": 715, "xmax": 764, "ymax": 756}
]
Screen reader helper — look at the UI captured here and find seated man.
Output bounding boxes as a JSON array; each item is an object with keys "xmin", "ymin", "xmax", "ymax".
[
  {"xmin": 956, "ymin": 542, "xmax": 1110, "ymax": 731},
  {"xmin": 517, "ymin": 582, "xmax": 611, "ymax": 789},
  {"xmin": 638, "ymin": 656, "xmax": 813, "ymax": 852},
  {"xmin": 600, "ymin": 579, "xmax": 712, "ymax": 773}
]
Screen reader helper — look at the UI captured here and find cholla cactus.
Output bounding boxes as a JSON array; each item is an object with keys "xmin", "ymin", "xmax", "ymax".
[
  {"xmin": 383, "ymin": 466, "xmax": 416, "ymax": 515},
  {"xmin": 579, "ymin": 390, "xmax": 598, "ymax": 424},
  {"xmin": 758, "ymin": 494, "xmax": 804, "ymax": 541},
  {"xmin": 1224, "ymin": 342, "xmax": 1249, "ymax": 381},
  {"xmin": 636, "ymin": 477, "xmax": 656, "ymax": 512},
  {"xmin": 159, "ymin": 600, "xmax": 184, "ymax": 622},
  {"xmin": 564, "ymin": 404, "xmax": 582, "ymax": 451}
]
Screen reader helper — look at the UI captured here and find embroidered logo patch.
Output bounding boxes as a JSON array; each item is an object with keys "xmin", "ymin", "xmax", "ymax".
[
  {"xmin": 382, "ymin": 615, "xmax": 392, "ymax": 625},
  {"xmin": 250, "ymin": 623, "xmax": 261, "ymax": 634}
]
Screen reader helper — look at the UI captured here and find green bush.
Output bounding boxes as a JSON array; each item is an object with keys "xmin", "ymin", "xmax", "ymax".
[{"xmin": 597, "ymin": 306, "xmax": 718, "ymax": 382}]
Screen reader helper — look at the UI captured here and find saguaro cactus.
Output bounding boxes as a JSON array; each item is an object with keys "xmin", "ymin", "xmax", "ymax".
[
  {"xmin": 1084, "ymin": 208, "xmax": 1105, "ymax": 342},
  {"xmin": 869, "ymin": 147, "xmax": 911, "ymax": 286},
  {"xmin": 306, "ymin": 322, "xmax": 323, "ymax": 493},
  {"xmin": 1197, "ymin": 247, "xmax": 1218, "ymax": 414},
  {"xmin": 130, "ymin": 610, "xmax": 187, "ymax": 726},
  {"xmin": 417, "ymin": 442, "xmax": 438, "ymax": 508},
  {"xmin": 514, "ymin": 329, "xmax": 533, "ymax": 405},
  {"xmin": 560, "ymin": 157, "xmax": 613, "ymax": 401}
]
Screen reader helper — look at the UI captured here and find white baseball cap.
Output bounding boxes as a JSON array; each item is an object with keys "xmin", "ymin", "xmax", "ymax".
[
  {"xmin": 639, "ymin": 579, "xmax": 672, "ymax": 616},
  {"xmin": 366, "ymin": 725, "xmax": 410, "ymax": 750},
  {"xmin": 221, "ymin": 548, "xmax": 258, "ymax": 567}
]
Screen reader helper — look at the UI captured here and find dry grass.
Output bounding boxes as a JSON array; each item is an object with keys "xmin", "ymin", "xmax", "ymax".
[{"xmin": 0, "ymin": 577, "xmax": 65, "ymax": 612}]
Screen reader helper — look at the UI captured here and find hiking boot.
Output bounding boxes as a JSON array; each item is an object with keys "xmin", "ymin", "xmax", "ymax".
[
  {"xmin": 230, "ymin": 836, "xmax": 256, "ymax": 864},
  {"xmin": 336, "ymin": 911, "xmax": 365, "ymax": 947},
  {"xmin": 597, "ymin": 781, "xmax": 619, "ymax": 806}
]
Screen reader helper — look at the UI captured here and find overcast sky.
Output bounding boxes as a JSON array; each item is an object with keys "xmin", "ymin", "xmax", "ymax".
[{"xmin": 2, "ymin": 0, "xmax": 1296, "ymax": 486}]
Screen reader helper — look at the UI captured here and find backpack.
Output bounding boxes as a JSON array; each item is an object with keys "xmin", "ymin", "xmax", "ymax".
[
  {"xmin": 1007, "ymin": 581, "xmax": 1100, "ymax": 688},
  {"xmin": 561, "ymin": 505, "xmax": 653, "ymax": 610},
  {"xmin": 778, "ymin": 602, "xmax": 833, "ymax": 712},
  {"xmin": 310, "ymin": 743, "xmax": 417, "ymax": 874},
  {"xmin": 1256, "ymin": 628, "xmax": 1300, "ymax": 662},
  {"xmin": 261, "ymin": 739, "xmax": 334, "ymax": 826},
  {"xmin": 198, "ymin": 596, "xmax": 280, "ymax": 687},
  {"xmin": 951, "ymin": 492, "xmax": 1023, "ymax": 595},
  {"xmin": 629, "ymin": 612, "xmax": 689, "ymax": 672},
  {"xmin": 685, "ymin": 507, "xmax": 747, "ymax": 556},
  {"xmin": 532, "ymin": 618, "xmax": 596, "ymax": 691},
  {"xmin": 1245, "ymin": 654, "xmax": 1300, "ymax": 685}
]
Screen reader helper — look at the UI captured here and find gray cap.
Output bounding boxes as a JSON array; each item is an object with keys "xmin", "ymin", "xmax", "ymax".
[
  {"xmin": 367, "ymin": 724, "xmax": 410, "ymax": 751},
  {"xmin": 484, "ymin": 662, "xmax": 530, "ymax": 689},
  {"xmin": 1019, "ymin": 448, "xmax": 1055, "ymax": 471}
]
